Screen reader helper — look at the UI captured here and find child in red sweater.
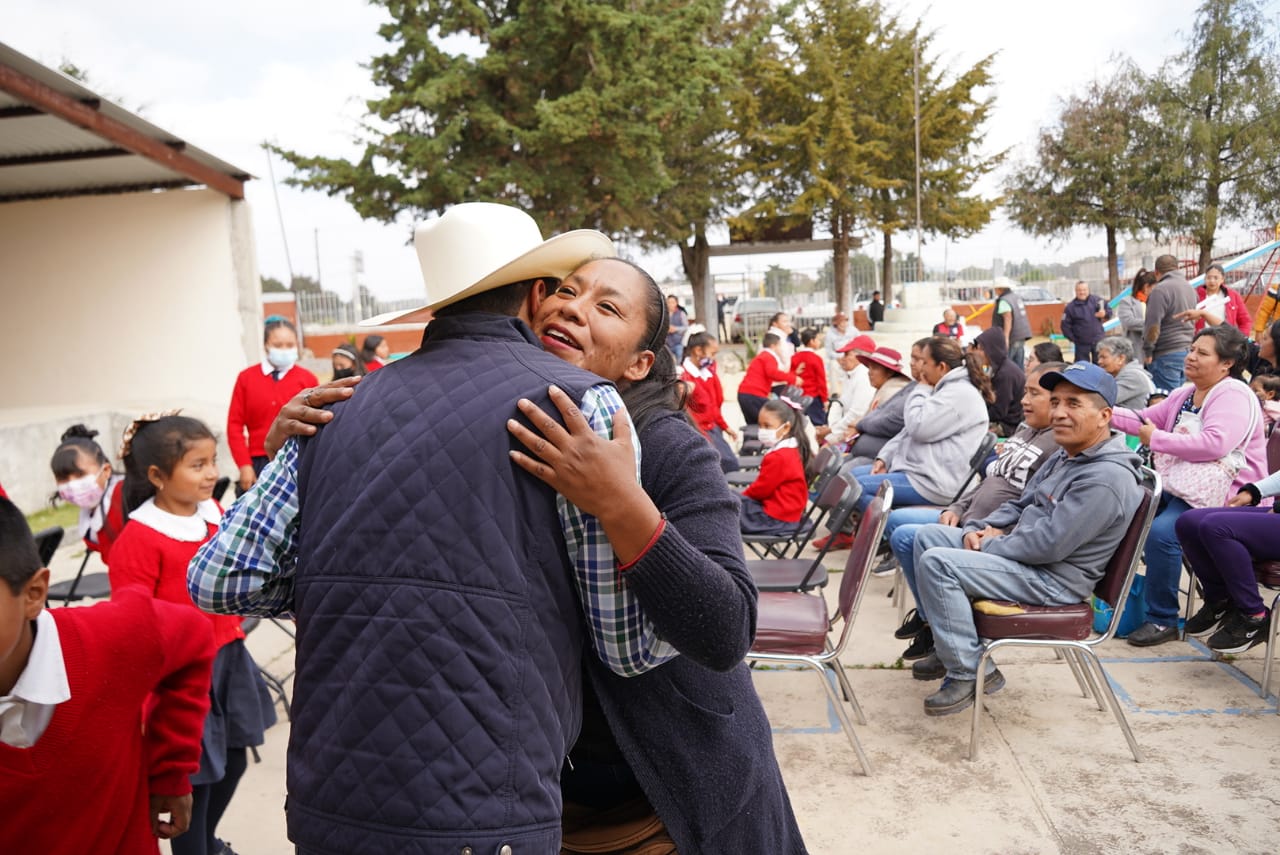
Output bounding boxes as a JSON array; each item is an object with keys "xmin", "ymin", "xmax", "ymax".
[
  {"xmin": 50, "ymin": 423, "xmax": 126, "ymax": 563},
  {"xmin": 110, "ymin": 414, "xmax": 276, "ymax": 855},
  {"xmin": 227, "ymin": 317, "xmax": 319, "ymax": 495},
  {"xmin": 792, "ymin": 327, "xmax": 830, "ymax": 427},
  {"xmin": 740, "ymin": 398, "xmax": 812, "ymax": 534},
  {"xmin": 737, "ymin": 333, "xmax": 798, "ymax": 425},
  {"xmin": 682, "ymin": 331, "xmax": 740, "ymax": 472},
  {"xmin": 0, "ymin": 497, "xmax": 214, "ymax": 854}
]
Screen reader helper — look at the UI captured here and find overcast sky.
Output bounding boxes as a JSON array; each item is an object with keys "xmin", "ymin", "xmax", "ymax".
[{"xmin": 5, "ymin": 0, "xmax": 1265, "ymax": 299}]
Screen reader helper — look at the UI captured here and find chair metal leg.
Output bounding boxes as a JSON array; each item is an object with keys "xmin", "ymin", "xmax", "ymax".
[
  {"xmin": 807, "ymin": 660, "xmax": 873, "ymax": 775},
  {"xmin": 831, "ymin": 662, "xmax": 868, "ymax": 726},
  {"xmin": 1070, "ymin": 649, "xmax": 1108, "ymax": 711},
  {"xmin": 1080, "ymin": 649, "xmax": 1143, "ymax": 762},
  {"xmin": 1262, "ymin": 593, "xmax": 1280, "ymax": 705},
  {"xmin": 969, "ymin": 647, "xmax": 993, "ymax": 761},
  {"xmin": 894, "ymin": 567, "xmax": 911, "ymax": 624},
  {"xmin": 1182, "ymin": 562, "xmax": 1199, "ymax": 641},
  {"xmin": 1059, "ymin": 648, "xmax": 1093, "ymax": 700}
]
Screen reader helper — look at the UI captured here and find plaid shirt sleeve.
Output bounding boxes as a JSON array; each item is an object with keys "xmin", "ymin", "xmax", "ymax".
[
  {"xmin": 187, "ymin": 439, "xmax": 300, "ymax": 617},
  {"xmin": 560, "ymin": 383, "xmax": 678, "ymax": 677}
]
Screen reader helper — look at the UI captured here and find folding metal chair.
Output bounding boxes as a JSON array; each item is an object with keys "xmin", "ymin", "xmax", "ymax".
[
  {"xmin": 741, "ymin": 448, "xmax": 845, "ymax": 559},
  {"xmin": 967, "ymin": 469, "xmax": 1160, "ymax": 762},
  {"xmin": 748, "ymin": 476, "xmax": 860, "ymax": 592},
  {"xmin": 34, "ymin": 525, "xmax": 110, "ymax": 606},
  {"xmin": 748, "ymin": 481, "xmax": 893, "ymax": 776}
]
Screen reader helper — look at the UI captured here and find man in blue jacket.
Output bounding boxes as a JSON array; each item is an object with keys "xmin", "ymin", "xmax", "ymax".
[
  {"xmin": 1060, "ymin": 280, "xmax": 1112, "ymax": 364},
  {"xmin": 910, "ymin": 362, "xmax": 1144, "ymax": 716}
]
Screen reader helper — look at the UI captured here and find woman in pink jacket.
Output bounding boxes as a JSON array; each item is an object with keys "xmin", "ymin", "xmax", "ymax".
[{"xmin": 1111, "ymin": 325, "xmax": 1268, "ymax": 647}]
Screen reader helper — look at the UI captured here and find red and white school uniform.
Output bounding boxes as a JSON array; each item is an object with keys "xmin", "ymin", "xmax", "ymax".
[
  {"xmin": 682, "ymin": 358, "xmax": 731, "ymax": 436},
  {"xmin": 0, "ymin": 587, "xmax": 213, "ymax": 855},
  {"xmin": 364, "ymin": 357, "xmax": 386, "ymax": 372},
  {"xmin": 738, "ymin": 350, "xmax": 797, "ymax": 399},
  {"xmin": 791, "ymin": 347, "xmax": 829, "ymax": 405},
  {"xmin": 226, "ymin": 360, "xmax": 319, "ymax": 470},
  {"xmin": 741, "ymin": 437, "xmax": 807, "ymax": 528}
]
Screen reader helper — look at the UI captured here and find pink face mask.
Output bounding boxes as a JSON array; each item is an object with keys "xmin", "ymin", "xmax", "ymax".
[{"xmin": 57, "ymin": 472, "xmax": 107, "ymax": 509}]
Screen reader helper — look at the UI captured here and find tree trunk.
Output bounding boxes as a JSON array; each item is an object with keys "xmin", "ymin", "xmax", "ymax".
[
  {"xmin": 1105, "ymin": 223, "xmax": 1120, "ymax": 299},
  {"xmin": 1198, "ymin": 180, "xmax": 1220, "ymax": 274},
  {"xmin": 881, "ymin": 230, "xmax": 894, "ymax": 306},
  {"xmin": 679, "ymin": 226, "xmax": 714, "ymax": 338},
  {"xmin": 832, "ymin": 212, "xmax": 852, "ymax": 314}
]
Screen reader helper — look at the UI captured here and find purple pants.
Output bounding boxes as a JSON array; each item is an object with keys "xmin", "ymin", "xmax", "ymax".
[{"xmin": 1174, "ymin": 506, "xmax": 1277, "ymax": 615}]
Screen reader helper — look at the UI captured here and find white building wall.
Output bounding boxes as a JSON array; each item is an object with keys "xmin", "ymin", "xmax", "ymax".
[{"xmin": 0, "ymin": 188, "xmax": 262, "ymax": 511}]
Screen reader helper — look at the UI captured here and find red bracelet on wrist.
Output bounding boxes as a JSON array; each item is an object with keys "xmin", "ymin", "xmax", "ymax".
[{"xmin": 618, "ymin": 516, "xmax": 667, "ymax": 572}]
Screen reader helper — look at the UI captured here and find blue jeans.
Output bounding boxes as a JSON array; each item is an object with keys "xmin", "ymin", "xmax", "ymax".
[
  {"xmin": 848, "ymin": 465, "xmax": 931, "ymax": 512},
  {"xmin": 1147, "ymin": 350, "xmax": 1186, "ymax": 393},
  {"xmin": 913, "ymin": 525, "xmax": 1078, "ymax": 680},
  {"xmin": 885, "ymin": 507, "xmax": 949, "ymax": 623},
  {"xmin": 1143, "ymin": 494, "xmax": 1192, "ymax": 625}
]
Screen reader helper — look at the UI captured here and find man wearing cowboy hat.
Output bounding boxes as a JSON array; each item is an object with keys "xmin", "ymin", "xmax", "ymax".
[{"xmin": 189, "ymin": 203, "xmax": 673, "ymax": 854}]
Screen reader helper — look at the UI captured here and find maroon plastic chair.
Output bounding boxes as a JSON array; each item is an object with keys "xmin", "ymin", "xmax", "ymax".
[
  {"xmin": 967, "ymin": 470, "xmax": 1160, "ymax": 762},
  {"xmin": 748, "ymin": 481, "xmax": 892, "ymax": 776}
]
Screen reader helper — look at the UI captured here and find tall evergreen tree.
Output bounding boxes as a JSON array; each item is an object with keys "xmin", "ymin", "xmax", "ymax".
[
  {"xmin": 1151, "ymin": 0, "xmax": 1280, "ymax": 271},
  {"xmin": 1003, "ymin": 67, "xmax": 1168, "ymax": 297}
]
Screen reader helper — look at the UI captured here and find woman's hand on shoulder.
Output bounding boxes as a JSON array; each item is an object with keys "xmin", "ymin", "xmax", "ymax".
[
  {"xmin": 263, "ymin": 376, "xmax": 362, "ymax": 458},
  {"xmin": 507, "ymin": 385, "xmax": 644, "ymax": 519}
]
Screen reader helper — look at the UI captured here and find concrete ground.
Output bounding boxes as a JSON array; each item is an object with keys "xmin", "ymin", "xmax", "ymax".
[{"xmin": 42, "ymin": 329, "xmax": 1280, "ymax": 854}]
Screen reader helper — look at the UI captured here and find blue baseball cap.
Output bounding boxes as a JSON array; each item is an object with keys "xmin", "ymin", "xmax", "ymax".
[{"xmin": 1038, "ymin": 362, "xmax": 1118, "ymax": 407}]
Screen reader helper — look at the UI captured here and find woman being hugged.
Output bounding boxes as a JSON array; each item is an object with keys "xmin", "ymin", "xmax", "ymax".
[
  {"xmin": 109, "ymin": 415, "xmax": 276, "ymax": 855},
  {"xmin": 1112, "ymin": 325, "xmax": 1269, "ymax": 647},
  {"xmin": 227, "ymin": 317, "xmax": 319, "ymax": 494}
]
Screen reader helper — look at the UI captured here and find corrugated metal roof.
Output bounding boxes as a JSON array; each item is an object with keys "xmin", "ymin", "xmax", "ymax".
[{"xmin": 0, "ymin": 42, "xmax": 252, "ymax": 202}]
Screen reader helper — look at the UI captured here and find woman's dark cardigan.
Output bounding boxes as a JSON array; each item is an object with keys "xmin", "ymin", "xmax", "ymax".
[{"xmin": 578, "ymin": 409, "xmax": 807, "ymax": 854}]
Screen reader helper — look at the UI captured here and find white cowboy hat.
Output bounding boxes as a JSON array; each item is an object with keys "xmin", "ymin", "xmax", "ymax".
[{"xmin": 361, "ymin": 202, "xmax": 615, "ymax": 325}]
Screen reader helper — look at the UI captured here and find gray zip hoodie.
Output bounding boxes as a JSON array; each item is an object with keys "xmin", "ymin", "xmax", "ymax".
[
  {"xmin": 963, "ymin": 431, "xmax": 1144, "ymax": 600},
  {"xmin": 878, "ymin": 365, "xmax": 990, "ymax": 504}
]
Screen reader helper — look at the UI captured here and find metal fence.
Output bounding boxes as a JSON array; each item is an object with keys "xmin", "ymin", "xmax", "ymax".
[{"xmin": 294, "ymin": 291, "xmax": 425, "ymax": 327}]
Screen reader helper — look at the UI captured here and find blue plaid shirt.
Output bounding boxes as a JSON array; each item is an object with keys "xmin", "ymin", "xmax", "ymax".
[{"xmin": 188, "ymin": 383, "xmax": 675, "ymax": 677}]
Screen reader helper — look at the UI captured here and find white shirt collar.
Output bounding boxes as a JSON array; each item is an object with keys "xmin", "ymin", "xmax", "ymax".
[
  {"xmin": 128, "ymin": 497, "xmax": 222, "ymax": 542},
  {"xmin": 682, "ymin": 357, "xmax": 711, "ymax": 380},
  {"xmin": 260, "ymin": 359, "xmax": 297, "ymax": 377},
  {"xmin": 0, "ymin": 610, "xmax": 70, "ymax": 748},
  {"xmin": 763, "ymin": 436, "xmax": 799, "ymax": 456}
]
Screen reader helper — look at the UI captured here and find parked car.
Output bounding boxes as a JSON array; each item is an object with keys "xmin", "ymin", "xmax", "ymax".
[
  {"xmin": 727, "ymin": 297, "xmax": 783, "ymax": 343},
  {"xmin": 1014, "ymin": 286, "xmax": 1062, "ymax": 305}
]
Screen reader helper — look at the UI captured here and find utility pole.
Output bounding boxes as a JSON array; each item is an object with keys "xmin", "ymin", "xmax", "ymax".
[{"xmin": 914, "ymin": 38, "xmax": 923, "ymax": 285}]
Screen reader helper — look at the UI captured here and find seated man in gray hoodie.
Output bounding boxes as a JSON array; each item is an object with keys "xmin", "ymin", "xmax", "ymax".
[{"xmin": 910, "ymin": 362, "xmax": 1144, "ymax": 716}]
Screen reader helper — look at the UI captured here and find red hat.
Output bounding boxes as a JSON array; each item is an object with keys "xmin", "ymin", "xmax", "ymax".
[
  {"xmin": 856, "ymin": 346, "xmax": 906, "ymax": 376},
  {"xmin": 837, "ymin": 334, "xmax": 876, "ymax": 354}
]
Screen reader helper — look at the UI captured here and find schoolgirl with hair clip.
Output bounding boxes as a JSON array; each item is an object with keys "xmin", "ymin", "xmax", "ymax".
[
  {"xmin": 49, "ymin": 423, "xmax": 126, "ymax": 563},
  {"xmin": 109, "ymin": 413, "xmax": 275, "ymax": 855},
  {"xmin": 226, "ymin": 316, "xmax": 319, "ymax": 494},
  {"xmin": 739, "ymin": 396, "xmax": 813, "ymax": 535}
]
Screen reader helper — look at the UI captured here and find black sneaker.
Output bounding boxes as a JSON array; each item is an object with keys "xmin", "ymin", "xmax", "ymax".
[
  {"xmin": 1126, "ymin": 621, "xmax": 1178, "ymax": 647},
  {"xmin": 1185, "ymin": 599, "xmax": 1231, "ymax": 638},
  {"xmin": 1207, "ymin": 609, "xmax": 1270, "ymax": 654},
  {"xmin": 895, "ymin": 608, "xmax": 926, "ymax": 639},
  {"xmin": 902, "ymin": 625, "xmax": 934, "ymax": 660}
]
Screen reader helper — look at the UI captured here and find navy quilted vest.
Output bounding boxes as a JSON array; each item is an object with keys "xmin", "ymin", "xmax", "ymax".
[{"xmin": 288, "ymin": 313, "xmax": 603, "ymax": 855}]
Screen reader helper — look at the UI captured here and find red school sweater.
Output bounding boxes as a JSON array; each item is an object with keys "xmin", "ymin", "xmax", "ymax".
[
  {"xmin": 682, "ymin": 365, "xmax": 731, "ymax": 434},
  {"xmin": 108, "ymin": 513, "xmax": 245, "ymax": 651},
  {"xmin": 0, "ymin": 588, "xmax": 214, "ymax": 855},
  {"xmin": 742, "ymin": 443, "xmax": 807, "ymax": 523},
  {"xmin": 738, "ymin": 351, "xmax": 797, "ymax": 398},
  {"xmin": 226, "ymin": 363, "xmax": 319, "ymax": 467},
  {"xmin": 791, "ymin": 348, "xmax": 829, "ymax": 403}
]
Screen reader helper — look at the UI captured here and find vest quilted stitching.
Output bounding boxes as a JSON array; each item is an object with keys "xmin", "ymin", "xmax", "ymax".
[{"xmin": 288, "ymin": 314, "xmax": 605, "ymax": 854}]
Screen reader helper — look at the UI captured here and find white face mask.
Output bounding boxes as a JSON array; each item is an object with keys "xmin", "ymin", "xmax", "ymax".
[
  {"xmin": 267, "ymin": 347, "xmax": 299, "ymax": 370},
  {"xmin": 758, "ymin": 427, "xmax": 779, "ymax": 447},
  {"xmin": 58, "ymin": 472, "xmax": 106, "ymax": 509}
]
